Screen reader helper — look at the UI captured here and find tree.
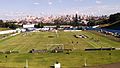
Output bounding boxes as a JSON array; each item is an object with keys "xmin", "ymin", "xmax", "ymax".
[
  {"xmin": 0, "ymin": 20, "xmax": 3, "ymax": 23},
  {"xmin": 8, "ymin": 23, "xmax": 19, "ymax": 29},
  {"xmin": 94, "ymin": 19, "xmax": 108, "ymax": 25},
  {"xmin": 54, "ymin": 19, "xmax": 61, "ymax": 29},
  {"xmin": 87, "ymin": 20, "xmax": 95, "ymax": 26},
  {"xmin": 109, "ymin": 13, "xmax": 120, "ymax": 23},
  {"xmin": 35, "ymin": 22, "xmax": 44, "ymax": 28},
  {"xmin": 0, "ymin": 20, "xmax": 4, "ymax": 27},
  {"xmin": 4, "ymin": 23, "xmax": 10, "ymax": 28},
  {"xmin": 56, "ymin": 25, "xmax": 60, "ymax": 29},
  {"xmin": 72, "ymin": 14, "xmax": 79, "ymax": 26}
]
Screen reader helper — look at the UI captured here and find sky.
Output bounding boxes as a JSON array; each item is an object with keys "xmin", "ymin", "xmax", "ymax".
[{"xmin": 0, "ymin": 0, "xmax": 120, "ymax": 20}]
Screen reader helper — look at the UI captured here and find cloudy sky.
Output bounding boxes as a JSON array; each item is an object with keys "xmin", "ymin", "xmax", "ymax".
[{"xmin": 0, "ymin": 0, "xmax": 120, "ymax": 20}]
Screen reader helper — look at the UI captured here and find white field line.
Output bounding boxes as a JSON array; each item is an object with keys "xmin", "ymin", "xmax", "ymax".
[
  {"xmin": 0, "ymin": 33, "xmax": 20, "ymax": 40},
  {"xmin": 71, "ymin": 31, "xmax": 99, "ymax": 48},
  {"xmin": 82, "ymin": 39, "xmax": 99, "ymax": 48}
]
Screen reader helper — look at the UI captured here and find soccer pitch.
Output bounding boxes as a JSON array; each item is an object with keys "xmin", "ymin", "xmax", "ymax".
[{"xmin": 0, "ymin": 31, "xmax": 120, "ymax": 68}]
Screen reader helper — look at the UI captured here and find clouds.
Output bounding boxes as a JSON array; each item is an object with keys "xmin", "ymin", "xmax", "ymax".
[
  {"xmin": 33, "ymin": 2, "xmax": 40, "ymax": 5},
  {"xmin": 0, "ymin": 0, "xmax": 120, "ymax": 20},
  {"xmin": 1, "ymin": 5, "xmax": 120, "ymax": 20},
  {"xmin": 79, "ymin": 5, "xmax": 120, "ymax": 15},
  {"xmin": 58, "ymin": 0, "xmax": 62, "ymax": 3},
  {"xmin": 74, "ymin": 0, "xmax": 84, "ymax": 2},
  {"xmin": 33, "ymin": 1, "xmax": 53, "ymax": 5},
  {"xmin": 96, "ymin": 0, "xmax": 102, "ymax": 4},
  {"xmin": 48, "ymin": 2, "xmax": 52, "ymax": 5},
  {"xmin": 56, "ymin": 5, "xmax": 120, "ymax": 16}
]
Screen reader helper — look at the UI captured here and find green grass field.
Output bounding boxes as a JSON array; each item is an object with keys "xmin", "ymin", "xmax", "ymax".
[
  {"xmin": 0, "ymin": 31, "xmax": 120, "ymax": 68},
  {"xmin": 0, "ymin": 28, "xmax": 10, "ymax": 31}
]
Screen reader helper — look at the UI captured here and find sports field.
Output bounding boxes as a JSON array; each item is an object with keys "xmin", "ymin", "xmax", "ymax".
[{"xmin": 0, "ymin": 31, "xmax": 120, "ymax": 68}]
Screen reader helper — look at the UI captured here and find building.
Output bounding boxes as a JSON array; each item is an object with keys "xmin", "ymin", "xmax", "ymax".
[{"xmin": 23, "ymin": 24, "xmax": 35, "ymax": 28}]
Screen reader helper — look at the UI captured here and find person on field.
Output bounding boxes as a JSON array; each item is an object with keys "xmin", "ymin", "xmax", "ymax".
[{"xmin": 54, "ymin": 61, "xmax": 61, "ymax": 68}]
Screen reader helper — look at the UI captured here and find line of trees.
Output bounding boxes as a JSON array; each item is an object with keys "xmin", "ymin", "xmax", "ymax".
[
  {"xmin": 87, "ymin": 13, "xmax": 120, "ymax": 26},
  {"xmin": 109, "ymin": 13, "xmax": 120, "ymax": 23},
  {"xmin": 0, "ymin": 20, "xmax": 21, "ymax": 29}
]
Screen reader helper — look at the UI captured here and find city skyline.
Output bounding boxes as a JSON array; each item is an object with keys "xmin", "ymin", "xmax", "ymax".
[{"xmin": 0, "ymin": 0, "xmax": 120, "ymax": 20}]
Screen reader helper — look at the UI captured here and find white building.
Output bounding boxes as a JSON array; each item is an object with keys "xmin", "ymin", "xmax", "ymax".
[{"xmin": 23, "ymin": 24, "xmax": 35, "ymax": 28}]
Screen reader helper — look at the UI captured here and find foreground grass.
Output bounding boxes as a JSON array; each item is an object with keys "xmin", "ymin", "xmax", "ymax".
[
  {"xmin": 0, "ymin": 31, "xmax": 119, "ymax": 68},
  {"xmin": 0, "ymin": 51, "xmax": 120, "ymax": 68}
]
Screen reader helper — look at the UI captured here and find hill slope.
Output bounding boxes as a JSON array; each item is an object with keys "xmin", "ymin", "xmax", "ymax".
[{"xmin": 103, "ymin": 20, "xmax": 120, "ymax": 30}]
